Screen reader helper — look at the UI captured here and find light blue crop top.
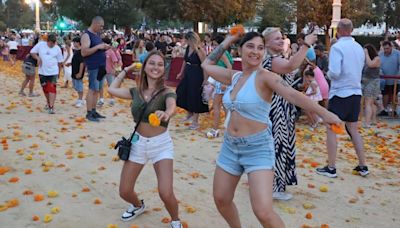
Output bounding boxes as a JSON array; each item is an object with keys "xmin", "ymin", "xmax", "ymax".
[{"xmin": 223, "ymin": 71, "xmax": 272, "ymax": 127}]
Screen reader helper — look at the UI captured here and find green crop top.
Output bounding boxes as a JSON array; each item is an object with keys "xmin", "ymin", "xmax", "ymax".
[{"xmin": 129, "ymin": 87, "xmax": 177, "ymax": 128}]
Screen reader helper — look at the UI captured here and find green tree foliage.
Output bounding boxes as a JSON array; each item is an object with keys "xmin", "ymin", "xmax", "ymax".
[
  {"xmin": 55, "ymin": 0, "xmax": 140, "ymax": 27},
  {"xmin": 179, "ymin": 0, "xmax": 259, "ymax": 32},
  {"xmin": 3, "ymin": 0, "xmax": 35, "ymax": 29},
  {"xmin": 370, "ymin": 0, "xmax": 400, "ymax": 32},
  {"xmin": 258, "ymin": 0, "xmax": 296, "ymax": 33}
]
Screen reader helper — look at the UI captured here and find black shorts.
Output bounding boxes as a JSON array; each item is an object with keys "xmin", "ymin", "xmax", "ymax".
[
  {"xmin": 328, "ymin": 95, "xmax": 361, "ymax": 122},
  {"xmin": 383, "ymin": 85, "xmax": 400, "ymax": 96},
  {"xmin": 9, "ymin": 49, "xmax": 17, "ymax": 55},
  {"xmin": 39, "ymin": 75, "xmax": 58, "ymax": 85}
]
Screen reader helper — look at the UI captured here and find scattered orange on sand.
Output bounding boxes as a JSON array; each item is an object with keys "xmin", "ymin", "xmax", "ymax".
[
  {"xmin": 305, "ymin": 212, "xmax": 313, "ymax": 219},
  {"xmin": 8, "ymin": 177, "xmax": 19, "ymax": 183},
  {"xmin": 32, "ymin": 215, "xmax": 40, "ymax": 221},
  {"xmin": 6, "ymin": 198, "xmax": 19, "ymax": 208},
  {"xmin": 81, "ymin": 187, "xmax": 90, "ymax": 192},
  {"xmin": 24, "ymin": 169, "xmax": 32, "ymax": 175},
  {"xmin": 0, "ymin": 166, "xmax": 10, "ymax": 175},
  {"xmin": 34, "ymin": 194, "xmax": 45, "ymax": 202},
  {"xmin": 161, "ymin": 217, "xmax": 171, "ymax": 223},
  {"xmin": 94, "ymin": 198, "xmax": 102, "ymax": 204}
]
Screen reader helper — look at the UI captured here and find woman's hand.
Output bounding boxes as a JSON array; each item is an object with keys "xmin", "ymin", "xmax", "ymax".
[
  {"xmin": 155, "ymin": 110, "xmax": 170, "ymax": 122},
  {"xmin": 176, "ymin": 72, "xmax": 182, "ymax": 80},
  {"xmin": 320, "ymin": 111, "xmax": 342, "ymax": 126},
  {"xmin": 304, "ymin": 33, "xmax": 318, "ymax": 46}
]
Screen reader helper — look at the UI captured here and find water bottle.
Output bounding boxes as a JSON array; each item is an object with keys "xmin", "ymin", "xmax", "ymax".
[{"xmin": 397, "ymin": 92, "xmax": 400, "ymax": 116}]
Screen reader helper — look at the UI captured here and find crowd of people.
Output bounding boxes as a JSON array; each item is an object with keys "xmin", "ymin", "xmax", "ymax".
[{"xmin": 1, "ymin": 16, "xmax": 400, "ymax": 228}]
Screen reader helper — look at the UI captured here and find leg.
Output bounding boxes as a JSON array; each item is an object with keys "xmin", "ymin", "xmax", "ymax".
[
  {"xmin": 345, "ymin": 122, "xmax": 366, "ymax": 166},
  {"xmin": 248, "ymin": 170, "xmax": 285, "ymax": 228},
  {"xmin": 154, "ymin": 159, "xmax": 180, "ymax": 221},
  {"xmin": 213, "ymin": 94, "xmax": 223, "ymax": 130},
  {"xmin": 192, "ymin": 113, "xmax": 199, "ymax": 126},
  {"xmin": 119, "ymin": 161, "xmax": 145, "ymax": 207},
  {"xmin": 28, "ymin": 75, "xmax": 36, "ymax": 94},
  {"xmin": 364, "ymin": 97, "xmax": 373, "ymax": 126},
  {"xmin": 326, "ymin": 126, "xmax": 337, "ymax": 167},
  {"xmin": 20, "ymin": 76, "xmax": 30, "ymax": 94},
  {"xmin": 86, "ymin": 89, "xmax": 94, "ymax": 111},
  {"xmin": 99, "ymin": 87, "xmax": 104, "ymax": 100},
  {"xmin": 213, "ymin": 167, "xmax": 241, "ymax": 228}
]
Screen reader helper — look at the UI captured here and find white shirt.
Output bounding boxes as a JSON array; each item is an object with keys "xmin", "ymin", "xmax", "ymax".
[
  {"xmin": 30, "ymin": 41, "xmax": 63, "ymax": 76},
  {"xmin": 21, "ymin": 38, "xmax": 30, "ymax": 46},
  {"xmin": 327, "ymin": 37, "xmax": 365, "ymax": 99},
  {"xmin": 7, "ymin": 41, "xmax": 18, "ymax": 50}
]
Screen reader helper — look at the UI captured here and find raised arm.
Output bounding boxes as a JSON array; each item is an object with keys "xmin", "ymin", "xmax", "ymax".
[
  {"xmin": 263, "ymin": 70, "xmax": 341, "ymax": 125},
  {"xmin": 201, "ymin": 35, "xmax": 240, "ymax": 85},
  {"xmin": 271, "ymin": 33, "xmax": 317, "ymax": 74},
  {"xmin": 364, "ymin": 49, "xmax": 380, "ymax": 68},
  {"xmin": 108, "ymin": 64, "xmax": 136, "ymax": 99}
]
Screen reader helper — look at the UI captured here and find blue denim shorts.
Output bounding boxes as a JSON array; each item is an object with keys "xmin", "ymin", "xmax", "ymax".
[
  {"xmin": 88, "ymin": 68, "xmax": 103, "ymax": 91},
  {"xmin": 217, "ymin": 128, "xmax": 275, "ymax": 176},
  {"xmin": 214, "ymin": 81, "xmax": 225, "ymax": 95},
  {"xmin": 72, "ymin": 79, "xmax": 83, "ymax": 92}
]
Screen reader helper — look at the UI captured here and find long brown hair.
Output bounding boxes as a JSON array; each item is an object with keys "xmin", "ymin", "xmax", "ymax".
[
  {"xmin": 138, "ymin": 50, "xmax": 166, "ymax": 97},
  {"xmin": 364, "ymin": 43, "xmax": 378, "ymax": 60}
]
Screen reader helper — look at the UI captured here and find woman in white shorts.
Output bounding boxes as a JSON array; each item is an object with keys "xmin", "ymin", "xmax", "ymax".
[{"xmin": 108, "ymin": 51, "xmax": 183, "ymax": 228}]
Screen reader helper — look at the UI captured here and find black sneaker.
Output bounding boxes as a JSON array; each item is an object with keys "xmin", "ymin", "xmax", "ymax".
[
  {"xmin": 353, "ymin": 165, "xmax": 369, "ymax": 177},
  {"xmin": 121, "ymin": 200, "xmax": 145, "ymax": 221},
  {"xmin": 316, "ymin": 166, "xmax": 337, "ymax": 178},
  {"xmin": 378, "ymin": 110, "xmax": 388, "ymax": 116},
  {"xmin": 93, "ymin": 111, "xmax": 106, "ymax": 119},
  {"xmin": 86, "ymin": 112, "xmax": 99, "ymax": 122}
]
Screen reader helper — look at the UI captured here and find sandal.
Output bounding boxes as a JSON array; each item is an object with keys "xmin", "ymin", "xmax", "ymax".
[
  {"xmin": 188, "ymin": 123, "xmax": 199, "ymax": 130},
  {"xmin": 19, "ymin": 91, "xmax": 26, "ymax": 96},
  {"xmin": 206, "ymin": 129, "xmax": 220, "ymax": 138}
]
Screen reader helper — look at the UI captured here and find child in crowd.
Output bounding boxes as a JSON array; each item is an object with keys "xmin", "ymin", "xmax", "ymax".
[
  {"xmin": 71, "ymin": 37, "xmax": 86, "ymax": 108},
  {"xmin": 62, "ymin": 40, "xmax": 73, "ymax": 88},
  {"xmin": 304, "ymin": 69, "xmax": 323, "ymax": 129}
]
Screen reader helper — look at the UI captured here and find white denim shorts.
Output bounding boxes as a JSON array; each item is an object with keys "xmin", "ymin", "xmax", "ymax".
[{"xmin": 128, "ymin": 131, "xmax": 174, "ymax": 164}]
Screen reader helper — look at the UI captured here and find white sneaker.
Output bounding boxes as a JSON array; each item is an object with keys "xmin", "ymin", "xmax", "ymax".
[
  {"xmin": 97, "ymin": 98, "xmax": 105, "ymax": 106},
  {"xmin": 272, "ymin": 192, "xmax": 293, "ymax": 201},
  {"xmin": 109, "ymin": 99, "xmax": 115, "ymax": 106},
  {"xmin": 81, "ymin": 99, "xmax": 86, "ymax": 105},
  {"xmin": 121, "ymin": 200, "xmax": 145, "ymax": 222},
  {"xmin": 170, "ymin": 220, "xmax": 183, "ymax": 228},
  {"xmin": 75, "ymin": 100, "xmax": 83, "ymax": 108}
]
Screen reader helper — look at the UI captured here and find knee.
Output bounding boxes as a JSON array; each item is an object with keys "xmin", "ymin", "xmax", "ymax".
[
  {"xmin": 253, "ymin": 205, "xmax": 275, "ymax": 223},
  {"xmin": 119, "ymin": 184, "xmax": 134, "ymax": 199},
  {"xmin": 213, "ymin": 192, "xmax": 232, "ymax": 208},
  {"xmin": 158, "ymin": 187, "xmax": 174, "ymax": 202}
]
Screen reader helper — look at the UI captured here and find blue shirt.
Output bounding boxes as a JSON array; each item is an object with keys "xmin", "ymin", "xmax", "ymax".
[
  {"xmin": 83, "ymin": 30, "xmax": 106, "ymax": 70},
  {"xmin": 379, "ymin": 49, "xmax": 400, "ymax": 85},
  {"xmin": 306, "ymin": 47, "xmax": 316, "ymax": 61},
  {"xmin": 327, "ymin": 37, "xmax": 365, "ymax": 99},
  {"xmin": 139, "ymin": 52, "xmax": 148, "ymax": 63}
]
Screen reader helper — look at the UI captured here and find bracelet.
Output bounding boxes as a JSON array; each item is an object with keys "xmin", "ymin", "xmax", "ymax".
[{"xmin": 122, "ymin": 69, "xmax": 127, "ymax": 74}]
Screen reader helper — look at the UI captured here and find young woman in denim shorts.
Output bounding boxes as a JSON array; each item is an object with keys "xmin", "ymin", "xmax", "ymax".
[
  {"xmin": 108, "ymin": 51, "xmax": 183, "ymax": 228},
  {"xmin": 202, "ymin": 32, "xmax": 341, "ymax": 227}
]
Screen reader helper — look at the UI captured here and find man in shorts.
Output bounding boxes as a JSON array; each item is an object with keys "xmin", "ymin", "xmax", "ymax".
[
  {"xmin": 30, "ymin": 34, "xmax": 63, "ymax": 114},
  {"xmin": 316, "ymin": 19, "xmax": 369, "ymax": 178},
  {"xmin": 81, "ymin": 16, "xmax": 110, "ymax": 121}
]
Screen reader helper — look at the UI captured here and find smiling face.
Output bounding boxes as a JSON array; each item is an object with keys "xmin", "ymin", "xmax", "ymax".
[
  {"xmin": 144, "ymin": 54, "xmax": 165, "ymax": 80},
  {"xmin": 240, "ymin": 36, "xmax": 265, "ymax": 67},
  {"xmin": 265, "ymin": 30, "xmax": 284, "ymax": 54}
]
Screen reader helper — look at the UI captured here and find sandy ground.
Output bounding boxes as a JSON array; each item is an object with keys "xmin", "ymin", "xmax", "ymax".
[{"xmin": 0, "ymin": 61, "xmax": 399, "ymax": 228}]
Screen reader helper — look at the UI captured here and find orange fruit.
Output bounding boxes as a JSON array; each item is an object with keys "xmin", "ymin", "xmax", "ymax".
[
  {"xmin": 149, "ymin": 113, "xmax": 161, "ymax": 127},
  {"xmin": 305, "ymin": 212, "xmax": 313, "ymax": 219},
  {"xmin": 331, "ymin": 124, "xmax": 345, "ymax": 134},
  {"xmin": 230, "ymin": 24, "xmax": 245, "ymax": 35}
]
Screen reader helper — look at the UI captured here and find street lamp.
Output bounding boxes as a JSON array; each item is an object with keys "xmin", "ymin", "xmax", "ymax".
[{"xmin": 25, "ymin": 0, "xmax": 52, "ymax": 32}]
